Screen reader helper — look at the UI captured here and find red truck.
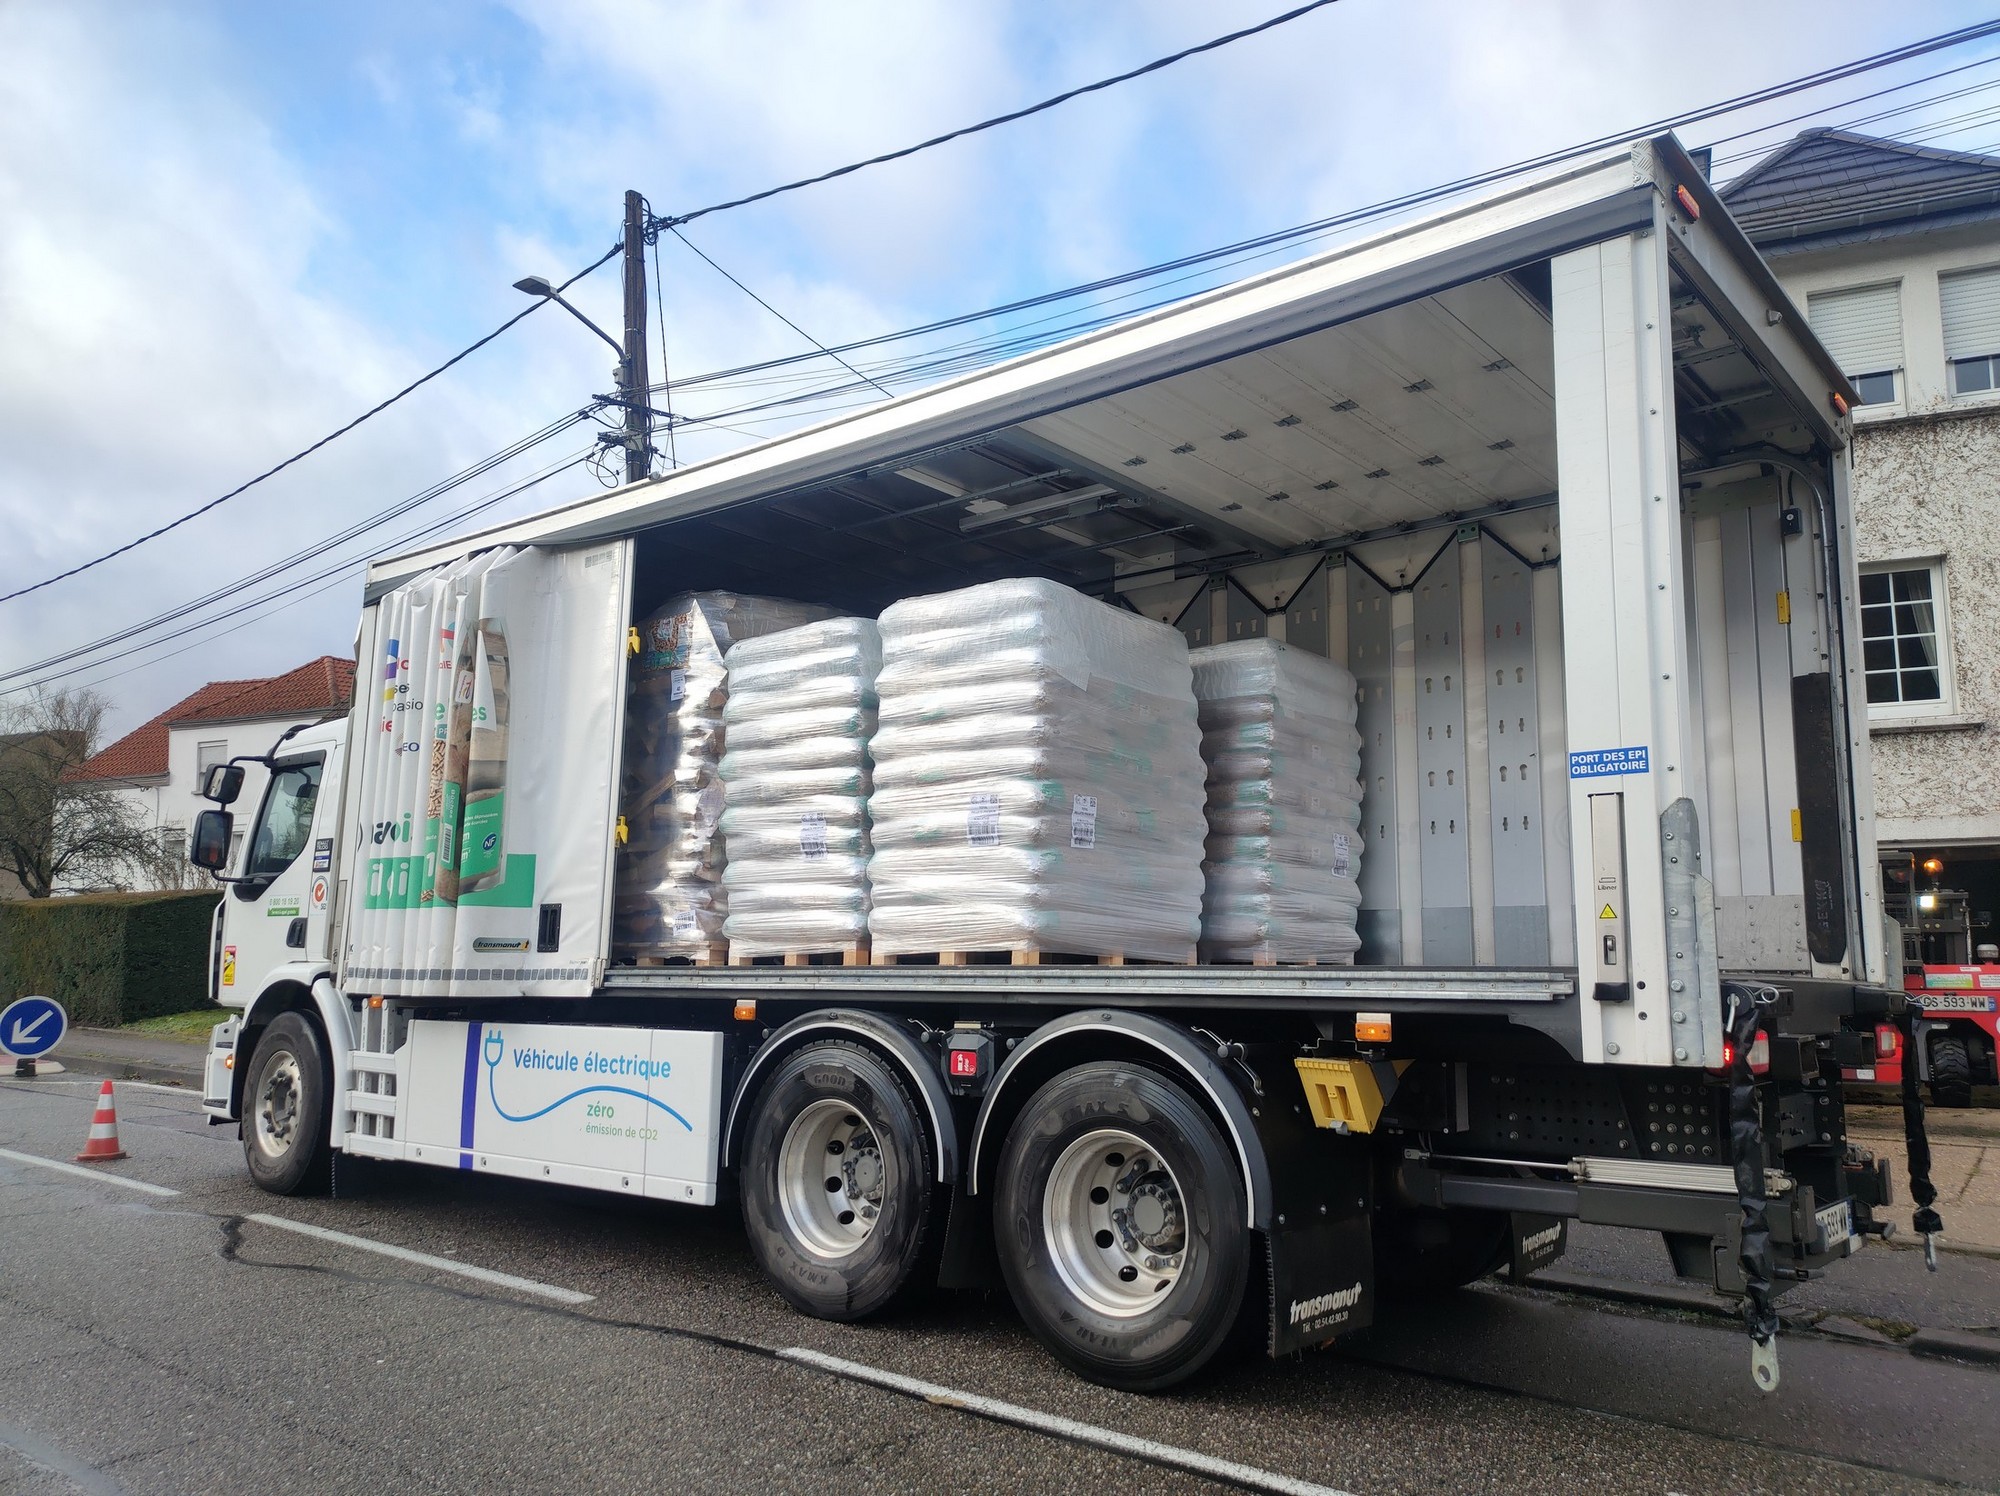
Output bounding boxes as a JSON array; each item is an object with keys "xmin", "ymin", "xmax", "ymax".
[{"xmin": 1851, "ymin": 884, "xmax": 1999, "ymax": 1106}]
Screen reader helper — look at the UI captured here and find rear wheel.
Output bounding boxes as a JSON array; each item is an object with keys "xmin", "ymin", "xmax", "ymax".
[
  {"xmin": 994, "ymin": 1062, "xmax": 1249, "ymax": 1391},
  {"xmin": 740, "ymin": 1041, "xmax": 944, "ymax": 1320},
  {"xmin": 242, "ymin": 1011, "xmax": 333, "ymax": 1195},
  {"xmin": 1930, "ymin": 1035, "xmax": 1975, "ymax": 1109}
]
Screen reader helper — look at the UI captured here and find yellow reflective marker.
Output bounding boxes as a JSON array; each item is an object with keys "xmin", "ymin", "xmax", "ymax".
[
  {"xmin": 1791, "ymin": 808, "xmax": 1803, "ymax": 843},
  {"xmin": 1776, "ymin": 590, "xmax": 1791, "ymax": 625}
]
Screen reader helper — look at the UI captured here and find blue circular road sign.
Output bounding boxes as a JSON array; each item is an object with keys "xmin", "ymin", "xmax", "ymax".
[{"xmin": 0, "ymin": 996, "xmax": 67, "ymax": 1059}]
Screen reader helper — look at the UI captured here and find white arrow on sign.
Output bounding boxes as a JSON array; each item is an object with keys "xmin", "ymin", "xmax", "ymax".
[{"xmin": 9, "ymin": 1011, "xmax": 53, "ymax": 1049}]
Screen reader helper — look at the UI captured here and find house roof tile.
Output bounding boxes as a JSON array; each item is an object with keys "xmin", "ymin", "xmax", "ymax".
[
  {"xmin": 1721, "ymin": 129, "xmax": 2000, "ymax": 249},
  {"xmin": 69, "ymin": 656, "xmax": 355, "ymax": 783}
]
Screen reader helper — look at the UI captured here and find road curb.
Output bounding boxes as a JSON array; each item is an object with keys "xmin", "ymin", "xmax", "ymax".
[
  {"xmin": 1908, "ymin": 1328, "xmax": 2000, "ymax": 1366},
  {"xmin": 51, "ymin": 1051, "xmax": 199, "ymax": 1087},
  {"xmin": 1523, "ymin": 1268, "xmax": 1735, "ymax": 1320}
]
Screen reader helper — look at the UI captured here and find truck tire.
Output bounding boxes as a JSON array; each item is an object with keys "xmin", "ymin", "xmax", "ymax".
[
  {"xmin": 994, "ymin": 1062, "xmax": 1249, "ymax": 1391},
  {"xmin": 1930, "ymin": 1034, "xmax": 1975, "ymax": 1109},
  {"xmin": 242, "ymin": 1011, "xmax": 333, "ymax": 1195},
  {"xmin": 739, "ymin": 1040, "xmax": 944, "ymax": 1321},
  {"xmin": 1373, "ymin": 1207, "xmax": 1510, "ymax": 1295}
]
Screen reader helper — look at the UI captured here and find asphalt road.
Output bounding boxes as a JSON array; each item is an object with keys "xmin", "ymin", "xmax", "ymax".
[{"xmin": 2, "ymin": 1077, "xmax": 1997, "ymax": 1496}]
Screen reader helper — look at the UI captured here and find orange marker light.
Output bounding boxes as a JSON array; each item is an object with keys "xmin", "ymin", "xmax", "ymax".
[
  {"xmin": 368, "ymin": 995, "xmax": 384, "ymax": 1009},
  {"xmin": 1922, "ymin": 857, "xmax": 1944, "ymax": 875},
  {"xmin": 1674, "ymin": 184, "xmax": 1701, "ymax": 221},
  {"xmin": 1354, "ymin": 1012, "xmax": 1393, "ymax": 1044},
  {"xmin": 733, "ymin": 1000, "xmax": 758, "ymax": 1022},
  {"xmin": 1830, "ymin": 391, "xmax": 1850, "ymax": 417}
]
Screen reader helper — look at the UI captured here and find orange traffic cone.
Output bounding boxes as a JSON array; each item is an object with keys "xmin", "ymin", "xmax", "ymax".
[{"xmin": 76, "ymin": 1079, "xmax": 128, "ymax": 1163}]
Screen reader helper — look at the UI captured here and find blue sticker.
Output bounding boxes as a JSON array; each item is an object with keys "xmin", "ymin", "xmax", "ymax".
[{"xmin": 1569, "ymin": 745, "xmax": 1650, "ymax": 779}]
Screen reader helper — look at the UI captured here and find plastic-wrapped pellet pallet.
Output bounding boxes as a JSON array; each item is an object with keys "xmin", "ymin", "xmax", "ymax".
[
  {"xmin": 1190, "ymin": 639, "xmax": 1364, "ymax": 965},
  {"xmin": 868, "ymin": 577, "xmax": 1207, "ymax": 962},
  {"xmin": 719, "ymin": 617, "xmax": 881, "ymax": 958},
  {"xmin": 614, "ymin": 592, "xmax": 834, "ymax": 960}
]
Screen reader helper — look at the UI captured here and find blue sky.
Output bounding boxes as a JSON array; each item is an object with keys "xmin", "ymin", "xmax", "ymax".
[{"xmin": 4, "ymin": 0, "xmax": 1998, "ymax": 738}]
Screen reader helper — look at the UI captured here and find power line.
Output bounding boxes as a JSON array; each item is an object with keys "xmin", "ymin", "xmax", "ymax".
[
  {"xmin": 0, "ymin": 407, "xmax": 597, "ymax": 687},
  {"xmin": 667, "ymin": 225, "xmax": 894, "ymax": 397},
  {"xmin": 0, "ymin": 242, "xmax": 622, "ymax": 607},
  {"xmin": 650, "ymin": 0, "xmax": 1345, "ymax": 233}
]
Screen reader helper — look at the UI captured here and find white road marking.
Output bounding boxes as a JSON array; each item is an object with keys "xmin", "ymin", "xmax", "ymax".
[
  {"xmin": 1, "ymin": 1077, "xmax": 194, "ymax": 1096},
  {"xmin": 246, "ymin": 1213, "xmax": 596, "ymax": 1305},
  {"xmin": 0, "ymin": 1145, "xmax": 181, "ymax": 1196},
  {"xmin": 776, "ymin": 1346, "xmax": 1354, "ymax": 1496}
]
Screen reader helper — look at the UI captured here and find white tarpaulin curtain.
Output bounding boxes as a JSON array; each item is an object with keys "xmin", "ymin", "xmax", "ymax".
[{"xmin": 343, "ymin": 542, "xmax": 629, "ymax": 998}]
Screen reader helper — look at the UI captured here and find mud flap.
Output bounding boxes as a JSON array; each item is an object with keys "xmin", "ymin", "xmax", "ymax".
[
  {"xmin": 1507, "ymin": 1213, "xmax": 1568, "ymax": 1283},
  {"xmin": 1249, "ymin": 1093, "xmax": 1375, "ymax": 1355}
]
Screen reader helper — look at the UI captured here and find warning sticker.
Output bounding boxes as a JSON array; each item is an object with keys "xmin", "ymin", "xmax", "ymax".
[
  {"xmin": 966, "ymin": 792, "xmax": 1001, "ymax": 848},
  {"xmin": 221, "ymin": 945, "xmax": 237, "ymax": 987},
  {"xmin": 1599, "ymin": 903, "xmax": 1619, "ymax": 921},
  {"xmin": 1569, "ymin": 746, "xmax": 1650, "ymax": 779},
  {"xmin": 312, "ymin": 837, "xmax": 333, "ymax": 873},
  {"xmin": 668, "ymin": 668, "xmax": 687, "ymax": 704},
  {"xmin": 798, "ymin": 811, "xmax": 827, "ymax": 860},
  {"xmin": 1332, "ymin": 832, "xmax": 1352, "ymax": 877},
  {"xmin": 1070, "ymin": 794, "xmax": 1098, "ymax": 849}
]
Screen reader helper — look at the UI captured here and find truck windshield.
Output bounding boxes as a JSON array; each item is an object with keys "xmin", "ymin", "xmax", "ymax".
[{"xmin": 244, "ymin": 757, "xmax": 323, "ymax": 880}]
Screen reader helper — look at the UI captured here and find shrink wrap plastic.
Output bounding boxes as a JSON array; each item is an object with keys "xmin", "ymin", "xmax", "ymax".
[
  {"xmin": 868, "ymin": 578, "xmax": 1205, "ymax": 960},
  {"xmin": 1190, "ymin": 640, "xmax": 1365, "ymax": 964},
  {"xmin": 720, "ymin": 617, "xmax": 881, "ymax": 955},
  {"xmin": 614, "ymin": 592, "xmax": 833, "ymax": 958}
]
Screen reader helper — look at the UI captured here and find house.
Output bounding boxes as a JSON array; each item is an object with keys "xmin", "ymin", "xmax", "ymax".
[
  {"xmin": 1723, "ymin": 129, "xmax": 2000, "ymax": 956},
  {"xmin": 69, "ymin": 656, "xmax": 355, "ymax": 887}
]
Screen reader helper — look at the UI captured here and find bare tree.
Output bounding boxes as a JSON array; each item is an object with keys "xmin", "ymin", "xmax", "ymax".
[{"xmin": 0, "ymin": 688, "xmax": 183, "ymax": 897}]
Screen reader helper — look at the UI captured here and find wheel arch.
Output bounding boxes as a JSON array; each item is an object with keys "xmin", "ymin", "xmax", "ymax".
[
  {"xmin": 232, "ymin": 974, "xmax": 350, "ymax": 1134},
  {"xmin": 721, "ymin": 1009, "xmax": 958, "ymax": 1184},
  {"xmin": 965, "ymin": 1011, "xmax": 1272, "ymax": 1231}
]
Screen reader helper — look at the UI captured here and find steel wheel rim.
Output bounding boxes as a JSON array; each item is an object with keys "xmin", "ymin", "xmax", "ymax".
[
  {"xmin": 1044, "ymin": 1127, "xmax": 1189, "ymax": 1317},
  {"xmin": 256, "ymin": 1049, "xmax": 303, "ymax": 1157},
  {"xmin": 778, "ymin": 1097, "xmax": 885, "ymax": 1260}
]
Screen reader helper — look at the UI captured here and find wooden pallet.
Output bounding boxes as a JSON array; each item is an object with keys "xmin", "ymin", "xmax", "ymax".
[
  {"xmin": 731, "ymin": 943, "xmax": 871, "ymax": 968},
  {"xmin": 872, "ymin": 948, "xmax": 1196, "ymax": 968},
  {"xmin": 634, "ymin": 944, "xmax": 729, "ymax": 968}
]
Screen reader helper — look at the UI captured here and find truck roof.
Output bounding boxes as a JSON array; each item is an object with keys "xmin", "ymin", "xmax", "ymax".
[{"xmin": 369, "ymin": 133, "xmax": 1853, "ymax": 599}]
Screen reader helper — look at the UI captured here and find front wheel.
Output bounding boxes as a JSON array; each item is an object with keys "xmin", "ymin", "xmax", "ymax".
[
  {"xmin": 739, "ymin": 1041, "xmax": 944, "ymax": 1320},
  {"xmin": 242, "ymin": 1011, "xmax": 333, "ymax": 1195},
  {"xmin": 994, "ymin": 1062, "xmax": 1250, "ymax": 1391}
]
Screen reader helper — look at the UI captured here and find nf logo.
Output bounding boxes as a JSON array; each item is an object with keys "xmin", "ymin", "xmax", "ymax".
[
  {"xmin": 1521, "ymin": 1223, "xmax": 1562, "ymax": 1256},
  {"xmin": 1289, "ymin": 1283, "xmax": 1364, "ymax": 1324},
  {"xmin": 481, "ymin": 834, "xmax": 498, "ymax": 852}
]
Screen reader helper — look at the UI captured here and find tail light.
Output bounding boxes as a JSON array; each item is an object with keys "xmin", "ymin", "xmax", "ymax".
[
  {"xmin": 1713, "ymin": 1031, "xmax": 1770, "ymax": 1075},
  {"xmin": 1875, "ymin": 1024, "xmax": 1898, "ymax": 1059}
]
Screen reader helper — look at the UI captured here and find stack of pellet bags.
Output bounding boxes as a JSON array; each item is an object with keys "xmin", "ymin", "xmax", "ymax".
[{"xmin": 612, "ymin": 578, "xmax": 1364, "ymax": 965}]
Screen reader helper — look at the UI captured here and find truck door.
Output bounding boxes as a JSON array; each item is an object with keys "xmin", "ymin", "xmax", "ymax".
[
  {"xmin": 220, "ymin": 750, "xmax": 327, "ymax": 1004},
  {"xmin": 344, "ymin": 541, "xmax": 633, "ymax": 999}
]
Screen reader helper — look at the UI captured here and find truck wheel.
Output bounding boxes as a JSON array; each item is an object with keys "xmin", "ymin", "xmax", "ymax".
[
  {"xmin": 740, "ymin": 1041, "xmax": 943, "ymax": 1321},
  {"xmin": 994, "ymin": 1062, "xmax": 1249, "ymax": 1391},
  {"xmin": 242, "ymin": 1011, "xmax": 333, "ymax": 1195},
  {"xmin": 1930, "ymin": 1035, "xmax": 1975, "ymax": 1109},
  {"xmin": 1373, "ymin": 1207, "xmax": 1509, "ymax": 1295}
]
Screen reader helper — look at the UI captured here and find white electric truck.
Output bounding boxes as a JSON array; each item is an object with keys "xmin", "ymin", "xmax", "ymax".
[{"xmin": 193, "ymin": 134, "xmax": 1923, "ymax": 1392}]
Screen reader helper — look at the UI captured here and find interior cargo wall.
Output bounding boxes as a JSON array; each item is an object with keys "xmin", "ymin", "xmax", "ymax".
[
  {"xmin": 1138, "ymin": 505, "xmax": 1572, "ymax": 969},
  {"xmin": 1681, "ymin": 474, "xmax": 1814, "ymax": 974}
]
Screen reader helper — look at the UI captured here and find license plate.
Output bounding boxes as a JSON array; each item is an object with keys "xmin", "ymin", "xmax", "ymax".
[
  {"xmin": 1816, "ymin": 1200, "xmax": 1853, "ymax": 1251},
  {"xmin": 1922, "ymin": 993, "xmax": 1995, "ymax": 1012}
]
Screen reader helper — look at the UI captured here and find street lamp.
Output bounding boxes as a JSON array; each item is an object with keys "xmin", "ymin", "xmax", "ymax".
[
  {"xmin": 515, "ymin": 274, "xmax": 652, "ymax": 482},
  {"xmin": 513, "ymin": 276, "xmax": 626, "ymax": 360}
]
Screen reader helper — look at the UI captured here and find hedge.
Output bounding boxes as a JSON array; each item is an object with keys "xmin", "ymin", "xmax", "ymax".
[{"xmin": 0, "ymin": 889, "xmax": 223, "ymax": 1027}]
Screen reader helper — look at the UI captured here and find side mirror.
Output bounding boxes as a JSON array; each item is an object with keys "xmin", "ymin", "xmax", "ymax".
[
  {"xmin": 200, "ymin": 762, "xmax": 245, "ymax": 805},
  {"xmin": 190, "ymin": 809, "xmax": 234, "ymax": 872}
]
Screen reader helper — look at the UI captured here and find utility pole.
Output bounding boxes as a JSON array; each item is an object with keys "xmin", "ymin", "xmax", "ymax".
[{"xmin": 621, "ymin": 189, "xmax": 653, "ymax": 483}]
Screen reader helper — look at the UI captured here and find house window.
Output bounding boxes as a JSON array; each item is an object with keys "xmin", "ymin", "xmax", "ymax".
[
  {"xmin": 1860, "ymin": 564, "xmax": 1948, "ymax": 708},
  {"xmin": 1807, "ymin": 283, "xmax": 1902, "ymax": 406},
  {"xmin": 1942, "ymin": 266, "xmax": 2000, "ymax": 396},
  {"xmin": 196, "ymin": 740, "xmax": 228, "ymax": 775}
]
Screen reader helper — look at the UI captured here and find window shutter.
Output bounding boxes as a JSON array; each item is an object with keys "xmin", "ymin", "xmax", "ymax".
[
  {"xmin": 1941, "ymin": 266, "xmax": 2000, "ymax": 362},
  {"xmin": 1807, "ymin": 283, "xmax": 1903, "ymax": 376}
]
